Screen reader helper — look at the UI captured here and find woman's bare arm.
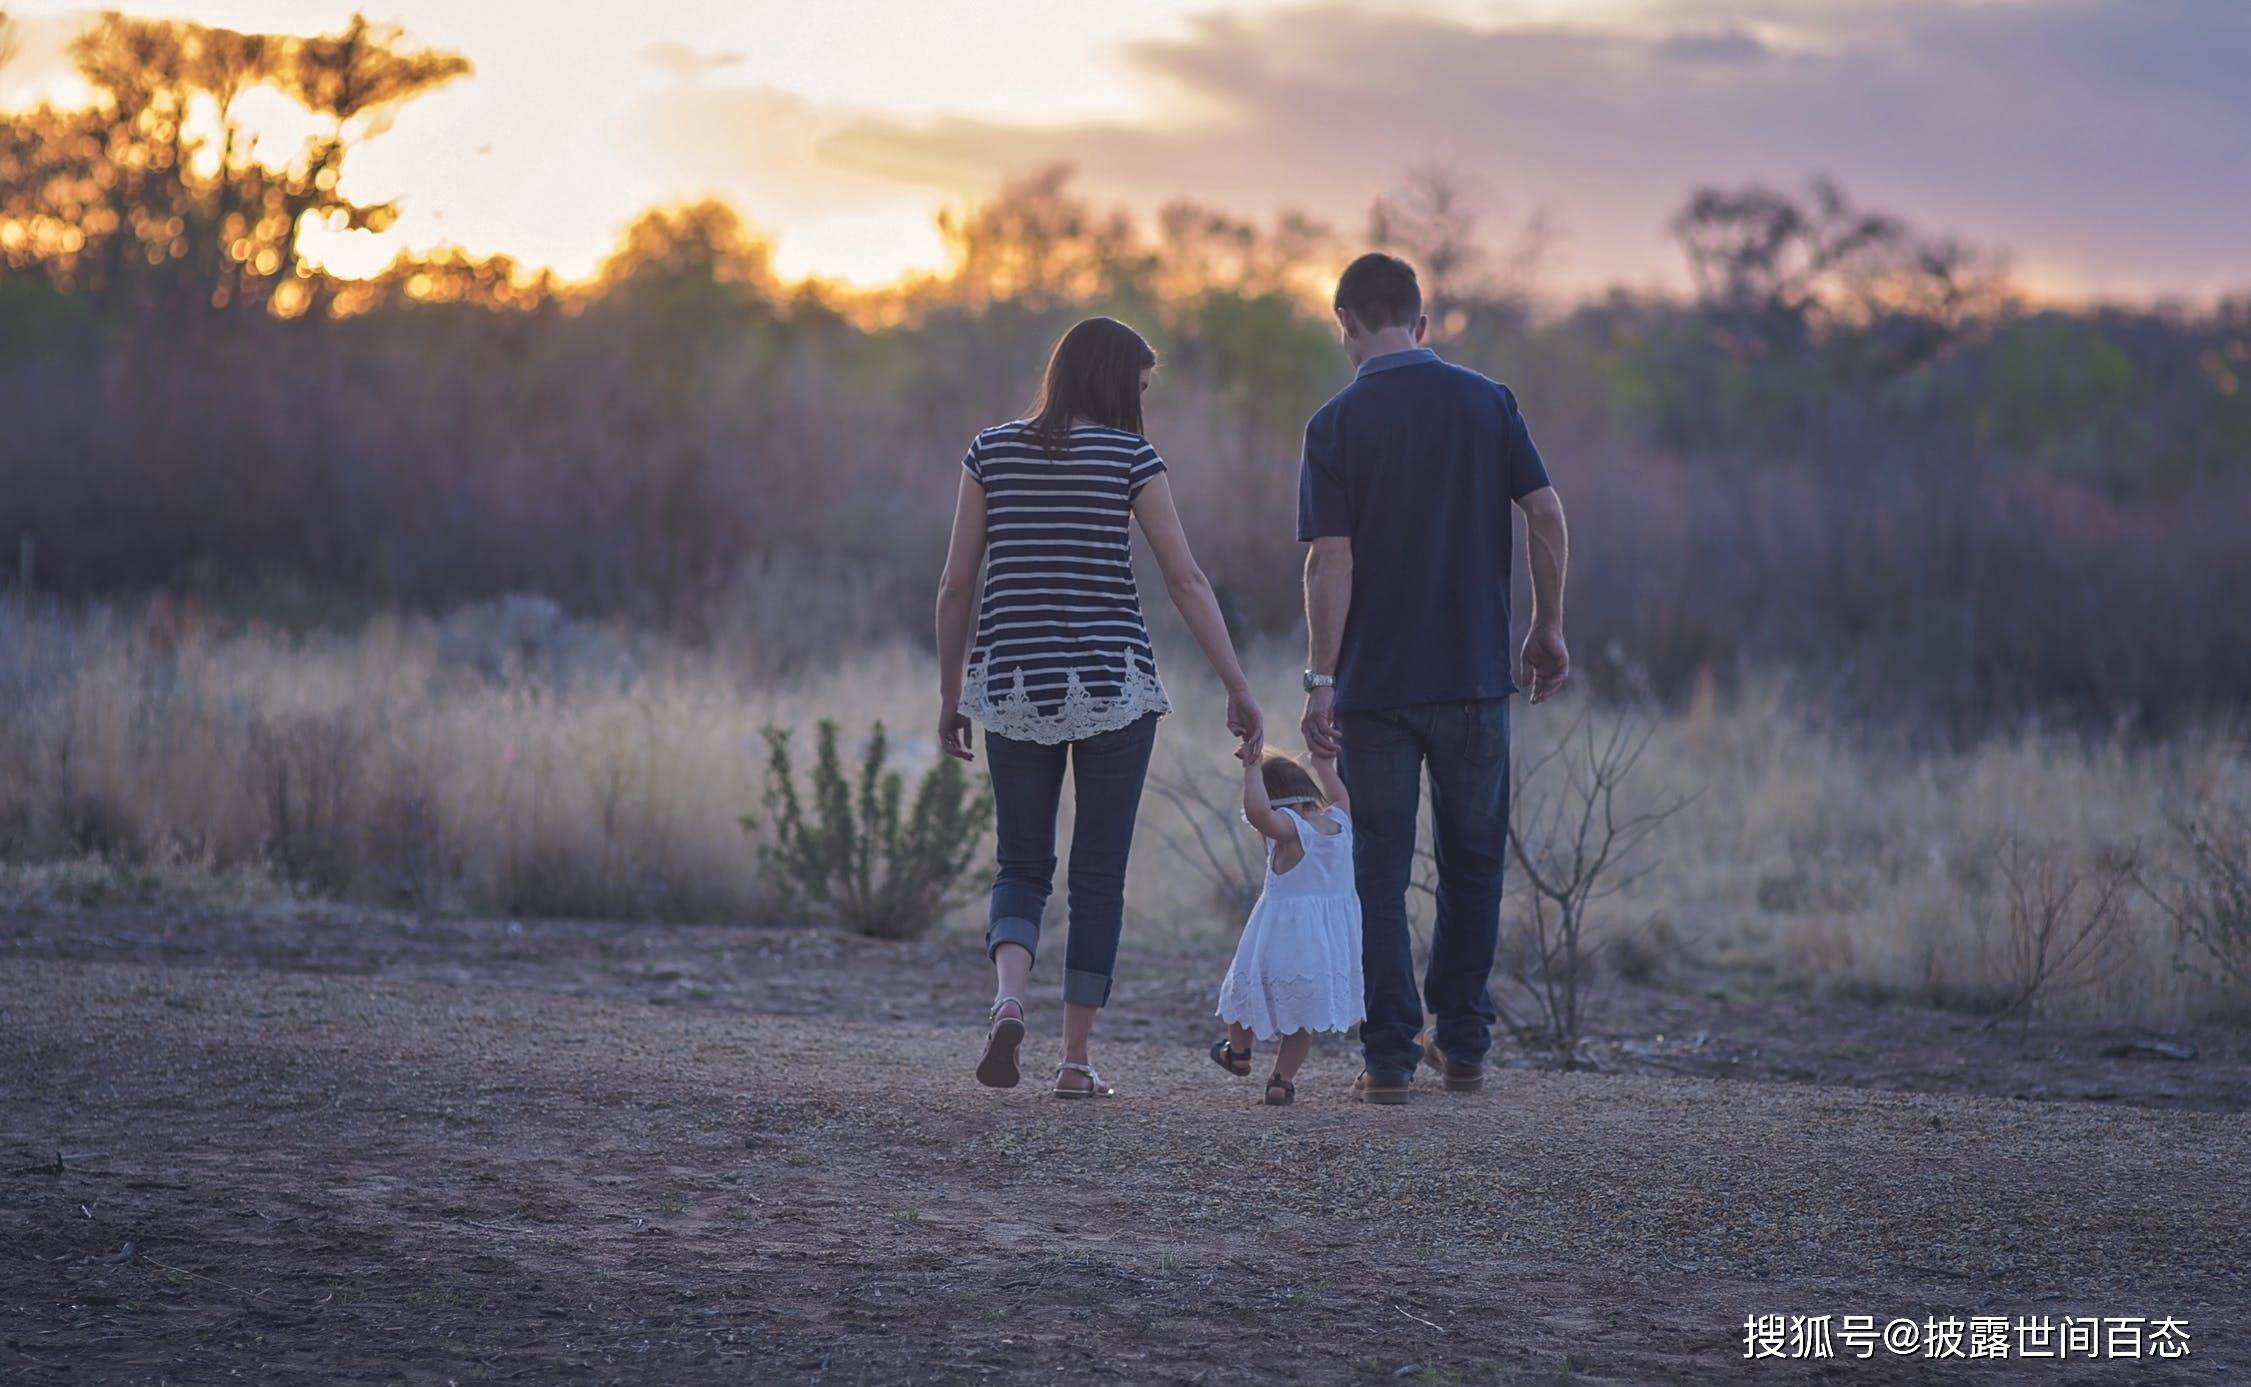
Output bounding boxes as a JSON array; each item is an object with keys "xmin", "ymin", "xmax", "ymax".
[
  {"xmin": 1130, "ymin": 474, "xmax": 1261, "ymax": 753},
  {"xmin": 934, "ymin": 470, "xmax": 986, "ymax": 761}
]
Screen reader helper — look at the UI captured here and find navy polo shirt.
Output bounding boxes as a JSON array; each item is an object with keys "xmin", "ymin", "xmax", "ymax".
[{"xmin": 1297, "ymin": 347, "xmax": 1552, "ymax": 714}]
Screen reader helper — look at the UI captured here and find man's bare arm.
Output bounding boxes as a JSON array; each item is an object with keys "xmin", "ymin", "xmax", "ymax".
[
  {"xmin": 1516, "ymin": 485, "xmax": 1570, "ymax": 703},
  {"xmin": 1301, "ymin": 537, "xmax": 1352, "ymax": 754}
]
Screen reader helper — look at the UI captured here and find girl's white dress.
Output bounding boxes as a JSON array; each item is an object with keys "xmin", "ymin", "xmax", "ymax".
[{"xmin": 1216, "ymin": 806, "xmax": 1366, "ymax": 1038}]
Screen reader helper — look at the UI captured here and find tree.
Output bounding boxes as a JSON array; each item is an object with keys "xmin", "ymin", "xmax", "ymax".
[
  {"xmin": 1669, "ymin": 177, "xmax": 2008, "ymax": 370},
  {"xmin": 934, "ymin": 164, "xmax": 1149, "ymax": 310},
  {"xmin": 1154, "ymin": 200, "xmax": 1332, "ymax": 303},
  {"xmin": 598, "ymin": 199, "xmax": 775, "ymax": 297},
  {"xmin": 1369, "ymin": 163, "xmax": 1548, "ymax": 336},
  {"xmin": 0, "ymin": 12, "xmax": 468, "ymax": 317},
  {"xmin": 332, "ymin": 245, "xmax": 557, "ymax": 315}
]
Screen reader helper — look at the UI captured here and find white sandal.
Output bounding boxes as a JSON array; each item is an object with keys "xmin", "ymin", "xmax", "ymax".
[
  {"xmin": 1052, "ymin": 1060, "xmax": 1115, "ymax": 1100},
  {"xmin": 977, "ymin": 996, "xmax": 1027, "ymax": 1089}
]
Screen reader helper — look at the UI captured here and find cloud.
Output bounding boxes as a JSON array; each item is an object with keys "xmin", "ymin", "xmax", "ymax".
[
  {"xmin": 797, "ymin": 0, "xmax": 2251, "ymax": 296},
  {"xmin": 637, "ymin": 41, "xmax": 745, "ymax": 83},
  {"xmin": 628, "ymin": 83, "xmax": 962, "ymax": 224},
  {"xmin": 1654, "ymin": 27, "xmax": 1772, "ymax": 65}
]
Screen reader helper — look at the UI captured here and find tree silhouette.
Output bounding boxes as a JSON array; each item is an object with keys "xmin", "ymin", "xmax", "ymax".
[
  {"xmin": 598, "ymin": 200, "xmax": 776, "ymax": 301},
  {"xmin": 0, "ymin": 11, "xmax": 467, "ymax": 317},
  {"xmin": 1668, "ymin": 177, "xmax": 2006, "ymax": 370},
  {"xmin": 334, "ymin": 245, "xmax": 556, "ymax": 315},
  {"xmin": 934, "ymin": 164, "xmax": 1146, "ymax": 310},
  {"xmin": 1369, "ymin": 163, "xmax": 1549, "ymax": 335}
]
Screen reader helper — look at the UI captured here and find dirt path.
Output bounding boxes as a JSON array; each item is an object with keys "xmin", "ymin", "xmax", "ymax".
[{"xmin": 1, "ymin": 920, "xmax": 2245, "ymax": 1385}]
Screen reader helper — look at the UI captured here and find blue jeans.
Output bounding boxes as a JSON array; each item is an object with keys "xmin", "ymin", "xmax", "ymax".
[
  {"xmin": 982, "ymin": 713, "xmax": 1159, "ymax": 1008},
  {"xmin": 1339, "ymin": 699, "xmax": 1511, "ymax": 1078}
]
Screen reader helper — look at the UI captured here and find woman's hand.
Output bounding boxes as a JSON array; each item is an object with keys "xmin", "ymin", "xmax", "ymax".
[
  {"xmin": 939, "ymin": 706, "xmax": 975, "ymax": 762},
  {"xmin": 1226, "ymin": 686, "xmax": 1263, "ymax": 756}
]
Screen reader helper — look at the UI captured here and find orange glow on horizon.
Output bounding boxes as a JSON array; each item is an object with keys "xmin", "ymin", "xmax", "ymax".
[{"xmin": 3, "ymin": 0, "xmax": 2244, "ymax": 307}]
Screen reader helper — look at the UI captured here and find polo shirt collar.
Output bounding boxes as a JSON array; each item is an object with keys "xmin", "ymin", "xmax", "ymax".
[{"xmin": 1355, "ymin": 346, "xmax": 1440, "ymax": 379}]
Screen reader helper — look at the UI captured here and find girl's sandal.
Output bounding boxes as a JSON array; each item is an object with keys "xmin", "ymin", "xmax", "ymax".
[
  {"xmin": 1209, "ymin": 1038, "xmax": 1253, "ymax": 1077},
  {"xmin": 1052, "ymin": 1061, "xmax": 1115, "ymax": 1100},
  {"xmin": 976, "ymin": 996, "xmax": 1027, "ymax": 1089},
  {"xmin": 1263, "ymin": 1074, "xmax": 1296, "ymax": 1107}
]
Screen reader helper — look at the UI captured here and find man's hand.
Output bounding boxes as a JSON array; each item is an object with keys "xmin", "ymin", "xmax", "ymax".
[
  {"xmin": 939, "ymin": 706, "xmax": 975, "ymax": 761},
  {"xmin": 1520, "ymin": 624, "xmax": 1570, "ymax": 704},
  {"xmin": 1301, "ymin": 685, "xmax": 1342, "ymax": 757}
]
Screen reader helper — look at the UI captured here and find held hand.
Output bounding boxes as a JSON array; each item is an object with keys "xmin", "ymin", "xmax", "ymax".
[
  {"xmin": 1235, "ymin": 739, "xmax": 1260, "ymax": 768},
  {"xmin": 1521, "ymin": 624, "xmax": 1570, "ymax": 704},
  {"xmin": 939, "ymin": 705, "xmax": 976, "ymax": 762},
  {"xmin": 1301, "ymin": 686, "xmax": 1342, "ymax": 758},
  {"xmin": 1225, "ymin": 687, "xmax": 1263, "ymax": 756}
]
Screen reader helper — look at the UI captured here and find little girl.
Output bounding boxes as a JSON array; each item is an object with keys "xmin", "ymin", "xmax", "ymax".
[{"xmin": 1210, "ymin": 745, "xmax": 1365, "ymax": 1105}]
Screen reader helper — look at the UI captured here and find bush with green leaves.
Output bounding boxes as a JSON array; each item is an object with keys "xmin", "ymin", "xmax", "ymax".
[{"xmin": 749, "ymin": 720, "xmax": 992, "ymax": 938}]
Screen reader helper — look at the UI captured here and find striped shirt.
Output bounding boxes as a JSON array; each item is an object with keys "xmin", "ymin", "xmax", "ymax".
[{"xmin": 957, "ymin": 420, "xmax": 1172, "ymax": 744}]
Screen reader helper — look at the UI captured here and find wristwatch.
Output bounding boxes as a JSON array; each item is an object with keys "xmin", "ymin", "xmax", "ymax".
[{"xmin": 1302, "ymin": 670, "xmax": 1336, "ymax": 692}]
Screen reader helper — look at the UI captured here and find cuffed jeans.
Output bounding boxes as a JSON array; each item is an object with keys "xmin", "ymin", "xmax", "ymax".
[
  {"xmin": 1339, "ymin": 699, "xmax": 1510, "ymax": 1078},
  {"xmin": 982, "ymin": 712, "xmax": 1159, "ymax": 1008}
]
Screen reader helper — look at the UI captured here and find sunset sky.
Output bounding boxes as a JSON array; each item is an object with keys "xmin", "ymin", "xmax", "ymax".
[{"xmin": 3, "ymin": 0, "xmax": 2245, "ymax": 298}]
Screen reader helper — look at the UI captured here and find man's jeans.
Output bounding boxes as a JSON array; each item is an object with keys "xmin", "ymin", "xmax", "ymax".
[
  {"xmin": 982, "ymin": 712, "xmax": 1159, "ymax": 1008},
  {"xmin": 1339, "ymin": 699, "xmax": 1510, "ymax": 1078}
]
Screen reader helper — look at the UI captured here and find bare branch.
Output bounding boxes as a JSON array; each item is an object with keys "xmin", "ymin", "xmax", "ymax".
[{"xmin": 1497, "ymin": 708, "xmax": 1696, "ymax": 1055}]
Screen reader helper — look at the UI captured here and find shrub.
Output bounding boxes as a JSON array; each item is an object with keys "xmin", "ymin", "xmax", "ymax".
[
  {"xmin": 1495, "ymin": 710, "xmax": 1695, "ymax": 1057},
  {"xmin": 1979, "ymin": 837, "xmax": 2135, "ymax": 1035},
  {"xmin": 2143, "ymin": 806, "xmax": 2251, "ymax": 1013},
  {"xmin": 246, "ymin": 708, "xmax": 364, "ymax": 893},
  {"xmin": 750, "ymin": 720, "xmax": 992, "ymax": 939}
]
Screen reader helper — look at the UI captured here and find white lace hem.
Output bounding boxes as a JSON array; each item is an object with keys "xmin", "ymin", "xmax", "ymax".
[
  {"xmin": 1216, "ymin": 973, "xmax": 1365, "ymax": 1040},
  {"xmin": 961, "ymin": 660, "xmax": 1171, "ymax": 745}
]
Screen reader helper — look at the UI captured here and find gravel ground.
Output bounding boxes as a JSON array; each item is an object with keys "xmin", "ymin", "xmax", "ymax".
[{"xmin": 1, "ymin": 914, "xmax": 2245, "ymax": 1385}]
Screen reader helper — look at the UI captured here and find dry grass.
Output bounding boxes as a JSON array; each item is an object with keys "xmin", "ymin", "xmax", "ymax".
[{"xmin": 1, "ymin": 596, "xmax": 2243, "ymax": 1025}]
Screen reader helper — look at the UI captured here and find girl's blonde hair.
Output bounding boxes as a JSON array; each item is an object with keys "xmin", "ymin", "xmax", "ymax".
[{"xmin": 1260, "ymin": 749, "xmax": 1324, "ymax": 805}]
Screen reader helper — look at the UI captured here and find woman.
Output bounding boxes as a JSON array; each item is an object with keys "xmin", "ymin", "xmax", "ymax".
[{"xmin": 935, "ymin": 316, "xmax": 1262, "ymax": 1098}]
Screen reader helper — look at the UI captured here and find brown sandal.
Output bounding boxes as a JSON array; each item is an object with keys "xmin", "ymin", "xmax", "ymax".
[
  {"xmin": 1209, "ymin": 1038, "xmax": 1252, "ymax": 1077},
  {"xmin": 977, "ymin": 997, "xmax": 1026, "ymax": 1089},
  {"xmin": 1263, "ymin": 1073, "xmax": 1296, "ymax": 1107}
]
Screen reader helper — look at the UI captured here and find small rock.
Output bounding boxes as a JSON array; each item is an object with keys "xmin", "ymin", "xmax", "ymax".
[{"xmin": 2101, "ymin": 1038, "xmax": 2196, "ymax": 1062}]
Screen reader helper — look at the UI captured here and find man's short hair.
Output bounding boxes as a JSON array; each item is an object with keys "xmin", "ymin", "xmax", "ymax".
[{"xmin": 1334, "ymin": 252, "xmax": 1422, "ymax": 331}]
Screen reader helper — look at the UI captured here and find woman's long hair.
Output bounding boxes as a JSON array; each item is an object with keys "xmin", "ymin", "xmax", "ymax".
[{"xmin": 1025, "ymin": 317, "xmax": 1156, "ymax": 448}]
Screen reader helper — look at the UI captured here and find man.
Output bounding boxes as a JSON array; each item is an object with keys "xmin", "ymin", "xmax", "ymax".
[{"xmin": 1298, "ymin": 252, "xmax": 1570, "ymax": 1105}]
